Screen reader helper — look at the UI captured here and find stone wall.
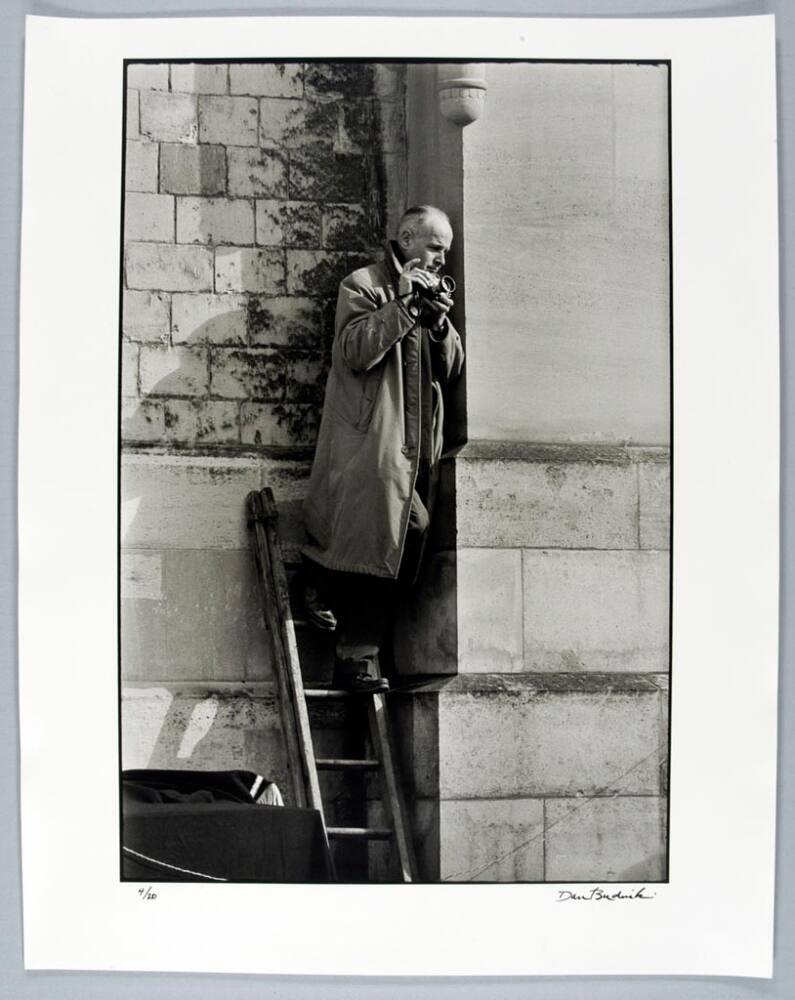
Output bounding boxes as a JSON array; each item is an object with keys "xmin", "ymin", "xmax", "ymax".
[
  {"xmin": 121, "ymin": 61, "xmax": 405, "ymax": 795},
  {"xmin": 122, "ymin": 60, "xmax": 406, "ymax": 450}
]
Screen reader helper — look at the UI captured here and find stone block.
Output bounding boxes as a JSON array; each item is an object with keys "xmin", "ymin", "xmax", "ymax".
[
  {"xmin": 286, "ymin": 250, "xmax": 349, "ymax": 297},
  {"xmin": 126, "ymin": 242, "xmax": 213, "ymax": 292},
  {"xmin": 256, "ymin": 200, "xmax": 321, "ymax": 247},
  {"xmin": 321, "ymin": 203, "xmax": 369, "ymax": 249},
  {"xmin": 227, "ymin": 147, "xmax": 287, "ymax": 198},
  {"xmin": 125, "ymin": 192, "xmax": 175, "ymax": 243},
  {"xmin": 177, "ymin": 197, "xmax": 254, "ymax": 246},
  {"xmin": 198, "ymin": 95, "xmax": 259, "ymax": 146},
  {"xmin": 171, "ymin": 63, "xmax": 228, "ymax": 94},
  {"xmin": 340, "ymin": 102, "xmax": 373, "ymax": 151},
  {"xmin": 259, "ymin": 98, "xmax": 336, "ymax": 149},
  {"xmin": 139, "ymin": 345, "xmax": 209, "ymax": 397},
  {"xmin": 171, "ymin": 292, "xmax": 247, "ymax": 345},
  {"xmin": 392, "ymin": 551, "xmax": 457, "ymax": 677},
  {"xmin": 121, "ymin": 397, "xmax": 165, "ymax": 442},
  {"xmin": 285, "ymin": 355, "xmax": 327, "ymax": 403},
  {"xmin": 140, "ymin": 91, "xmax": 198, "ymax": 143},
  {"xmin": 303, "ymin": 63, "xmax": 372, "ymax": 100},
  {"xmin": 435, "ymin": 682, "xmax": 663, "ymax": 798},
  {"xmin": 159, "ymin": 143, "xmax": 226, "ymax": 196},
  {"xmin": 240, "ymin": 402, "xmax": 319, "ymax": 447},
  {"xmin": 121, "ymin": 453, "xmax": 264, "ymax": 550},
  {"xmin": 230, "ymin": 64, "xmax": 303, "ymax": 98},
  {"xmin": 247, "ymin": 296, "xmax": 321, "ymax": 349},
  {"xmin": 214, "ymin": 247, "xmax": 285, "ymax": 294},
  {"xmin": 120, "ymin": 688, "xmax": 287, "ymax": 793},
  {"xmin": 523, "ymin": 550, "xmax": 669, "ymax": 673},
  {"xmin": 373, "ymin": 64, "xmax": 402, "ymax": 100},
  {"xmin": 122, "ymin": 342, "xmax": 139, "ymax": 397},
  {"xmin": 123, "ymin": 290, "xmax": 170, "ymax": 343},
  {"xmin": 378, "ymin": 98, "xmax": 405, "ymax": 154},
  {"xmin": 288, "ymin": 146, "xmax": 365, "ymax": 202},
  {"xmin": 458, "ymin": 548, "xmax": 523, "ymax": 673},
  {"xmin": 455, "ymin": 449, "xmax": 638, "ymax": 549},
  {"xmin": 383, "ymin": 151, "xmax": 407, "ymax": 238},
  {"xmin": 210, "ymin": 348, "xmax": 285, "ymax": 401},
  {"xmin": 127, "ymin": 63, "xmax": 169, "ymax": 90},
  {"xmin": 545, "ymin": 795, "xmax": 667, "ymax": 881},
  {"xmin": 637, "ymin": 456, "xmax": 671, "ymax": 549},
  {"xmin": 126, "ymin": 89, "xmax": 140, "ymax": 139},
  {"xmin": 122, "ymin": 552, "xmax": 163, "ymax": 600},
  {"xmin": 125, "ymin": 140, "xmax": 158, "ymax": 193},
  {"xmin": 163, "ymin": 399, "xmax": 240, "ymax": 445},
  {"xmin": 438, "ymin": 799, "xmax": 545, "ymax": 882}
]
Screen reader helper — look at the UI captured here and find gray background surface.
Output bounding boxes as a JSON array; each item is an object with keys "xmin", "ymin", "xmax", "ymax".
[{"xmin": 2, "ymin": 0, "xmax": 792, "ymax": 995}]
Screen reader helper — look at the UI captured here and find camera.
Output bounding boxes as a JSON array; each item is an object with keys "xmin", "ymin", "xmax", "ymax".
[{"xmin": 417, "ymin": 273, "xmax": 456, "ymax": 299}]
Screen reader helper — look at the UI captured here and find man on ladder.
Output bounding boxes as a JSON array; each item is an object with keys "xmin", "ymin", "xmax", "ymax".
[{"xmin": 301, "ymin": 205, "xmax": 465, "ymax": 694}]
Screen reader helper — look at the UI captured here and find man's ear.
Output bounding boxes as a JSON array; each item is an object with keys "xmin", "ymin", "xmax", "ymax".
[{"xmin": 398, "ymin": 228, "xmax": 412, "ymax": 248}]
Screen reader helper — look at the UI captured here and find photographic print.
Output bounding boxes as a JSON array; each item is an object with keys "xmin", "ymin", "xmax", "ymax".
[{"xmin": 119, "ymin": 57, "xmax": 671, "ymax": 885}]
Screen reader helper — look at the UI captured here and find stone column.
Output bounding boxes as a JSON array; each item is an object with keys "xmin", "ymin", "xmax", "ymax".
[{"xmin": 393, "ymin": 62, "xmax": 671, "ymax": 884}]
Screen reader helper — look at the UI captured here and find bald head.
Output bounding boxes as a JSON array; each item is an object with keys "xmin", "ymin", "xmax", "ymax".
[{"xmin": 396, "ymin": 205, "xmax": 453, "ymax": 273}]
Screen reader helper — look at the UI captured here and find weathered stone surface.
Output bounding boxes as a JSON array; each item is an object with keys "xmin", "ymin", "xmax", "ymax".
[
  {"xmin": 230, "ymin": 64, "xmax": 303, "ymax": 98},
  {"xmin": 215, "ymin": 247, "xmax": 286, "ymax": 294},
  {"xmin": 139, "ymin": 345, "xmax": 209, "ymax": 397},
  {"xmin": 126, "ymin": 89, "xmax": 140, "ymax": 139},
  {"xmin": 259, "ymin": 98, "xmax": 337, "ymax": 148},
  {"xmin": 439, "ymin": 799, "xmax": 545, "ymax": 882},
  {"xmin": 125, "ymin": 192, "xmax": 175, "ymax": 243},
  {"xmin": 198, "ymin": 95, "xmax": 258, "ymax": 146},
  {"xmin": 121, "ymin": 397, "xmax": 165, "ymax": 442},
  {"xmin": 177, "ymin": 197, "xmax": 254, "ymax": 246},
  {"xmin": 523, "ymin": 550, "xmax": 670, "ymax": 673},
  {"xmin": 123, "ymin": 290, "xmax": 170, "ymax": 343},
  {"xmin": 247, "ymin": 296, "xmax": 321, "ymax": 348},
  {"xmin": 163, "ymin": 399, "xmax": 240, "ymax": 445},
  {"xmin": 240, "ymin": 402, "xmax": 319, "ymax": 446},
  {"xmin": 638, "ymin": 456, "xmax": 671, "ymax": 550},
  {"xmin": 455, "ymin": 453, "xmax": 638, "ymax": 549},
  {"xmin": 435, "ymin": 686, "xmax": 662, "ymax": 798},
  {"xmin": 122, "ymin": 342, "xmax": 139, "ymax": 397},
  {"xmin": 171, "ymin": 292, "xmax": 247, "ymax": 345},
  {"xmin": 377, "ymin": 99, "xmax": 405, "ymax": 155},
  {"xmin": 285, "ymin": 355, "xmax": 327, "ymax": 403},
  {"xmin": 288, "ymin": 146, "xmax": 365, "ymax": 202},
  {"xmin": 140, "ymin": 90, "xmax": 198, "ymax": 143},
  {"xmin": 122, "ymin": 551, "xmax": 163, "ymax": 600},
  {"xmin": 373, "ymin": 63, "xmax": 402, "ymax": 100},
  {"xmin": 458, "ymin": 548, "xmax": 523, "ymax": 673},
  {"xmin": 304, "ymin": 63, "xmax": 372, "ymax": 100},
  {"xmin": 159, "ymin": 143, "xmax": 226, "ymax": 196},
  {"xmin": 256, "ymin": 199, "xmax": 321, "ymax": 247},
  {"xmin": 383, "ymin": 151, "xmax": 407, "ymax": 237},
  {"xmin": 322, "ymin": 203, "xmax": 369, "ymax": 249},
  {"xmin": 127, "ymin": 63, "xmax": 169, "ymax": 90},
  {"xmin": 286, "ymin": 250, "xmax": 349, "ymax": 297},
  {"xmin": 125, "ymin": 140, "xmax": 158, "ymax": 193},
  {"xmin": 545, "ymin": 795, "xmax": 667, "ymax": 881},
  {"xmin": 121, "ymin": 687, "xmax": 288, "ymax": 796},
  {"xmin": 121, "ymin": 454, "xmax": 264, "ymax": 549},
  {"xmin": 171, "ymin": 63, "xmax": 228, "ymax": 94},
  {"xmin": 210, "ymin": 348, "xmax": 285, "ymax": 401},
  {"xmin": 127, "ymin": 242, "xmax": 213, "ymax": 292},
  {"xmin": 227, "ymin": 147, "xmax": 287, "ymax": 198},
  {"xmin": 339, "ymin": 101, "xmax": 374, "ymax": 151}
]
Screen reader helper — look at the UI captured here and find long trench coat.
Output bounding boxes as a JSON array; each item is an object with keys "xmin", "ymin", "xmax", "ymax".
[{"xmin": 302, "ymin": 243, "xmax": 464, "ymax": 579}]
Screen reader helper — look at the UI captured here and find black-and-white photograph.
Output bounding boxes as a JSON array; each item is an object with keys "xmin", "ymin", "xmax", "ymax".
[{"xmin": 119, "ymin": 58, "xmax": 671, "ymax": 885}]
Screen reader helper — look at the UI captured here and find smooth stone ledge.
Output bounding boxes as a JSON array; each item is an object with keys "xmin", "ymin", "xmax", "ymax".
[
  {"xmin": 443, "ymin": 440, "xmax": 670, "ymax": 466},
  {"xmin": 391, "ymin": 671, "xmax": 669, "ymax": 697}
]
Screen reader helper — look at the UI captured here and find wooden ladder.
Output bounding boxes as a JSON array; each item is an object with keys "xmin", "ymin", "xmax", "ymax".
[{"xmin": 246, "ymin": 487, "xmax": 417, "ymax": 882}]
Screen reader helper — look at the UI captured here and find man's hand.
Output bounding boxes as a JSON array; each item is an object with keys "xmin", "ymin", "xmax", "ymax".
[
  {"xmin": 421, "ymin": 291, "xmax": 454, "ymax": 332},
  {"xmin": 398, "ymin": 258, "xmax": 438, "ymax": 297}
]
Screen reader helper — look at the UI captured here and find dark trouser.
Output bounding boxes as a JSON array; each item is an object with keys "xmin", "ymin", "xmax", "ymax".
[{"xmin": 306, "ymin": 491, "xmax": 430, "ymax": 671}]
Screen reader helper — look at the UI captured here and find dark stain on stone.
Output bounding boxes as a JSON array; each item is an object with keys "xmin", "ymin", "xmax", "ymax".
[{"xmin": 288, "ymin": 145, "xmax": 365, "ymax": 202}]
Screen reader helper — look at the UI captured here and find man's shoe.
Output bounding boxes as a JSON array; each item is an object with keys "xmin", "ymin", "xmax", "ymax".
[
  {"xmin": 332, "ymin": 659, "xmax": 389, "ymax": 694},
  {"xmin": 303, "ymin": 582, "xmax": 337, "ymax": 631}
]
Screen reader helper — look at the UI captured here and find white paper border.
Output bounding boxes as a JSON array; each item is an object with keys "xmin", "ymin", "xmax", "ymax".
[{"xmin": 18, "ymin": 14, "xmax": 779, "ymax": 977}]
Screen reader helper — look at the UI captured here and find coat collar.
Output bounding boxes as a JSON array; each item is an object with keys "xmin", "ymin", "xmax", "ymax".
[{"xmin": 385, "ymin": 240, "xmax": 404, "ymax": 285}]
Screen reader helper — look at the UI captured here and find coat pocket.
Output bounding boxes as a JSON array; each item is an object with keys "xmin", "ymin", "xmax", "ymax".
[{"xmin": 356, "ymin": 363, "xmax": 386, "ymax": 430}]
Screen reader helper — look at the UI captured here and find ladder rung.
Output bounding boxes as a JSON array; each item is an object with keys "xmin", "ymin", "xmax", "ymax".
[
  {"xmin": 327, "ymin": 827, "xmax": 393, "ymax": 840},
  {"xmin": 316, "ymin": 758, "xmax": 380, "ymax": 771},
  {"xmin": 304, "ymin": 687, "xmax": 356, "ymax": 700}
]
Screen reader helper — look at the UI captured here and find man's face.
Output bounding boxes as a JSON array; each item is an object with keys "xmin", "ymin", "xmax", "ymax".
[{"xmin": 399, "ymin": 216, "xmax": 453, "ymax": 272}]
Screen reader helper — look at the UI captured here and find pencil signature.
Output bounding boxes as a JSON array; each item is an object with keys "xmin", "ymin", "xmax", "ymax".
[{"xmin": 556, "ymin": 886, "xmax": 655, "ymax": 902}]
